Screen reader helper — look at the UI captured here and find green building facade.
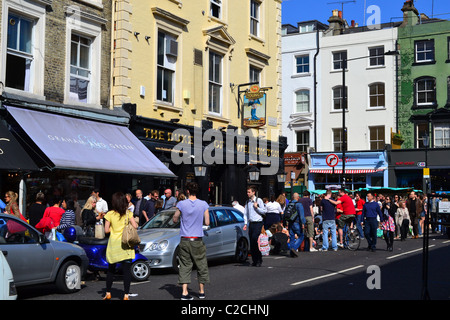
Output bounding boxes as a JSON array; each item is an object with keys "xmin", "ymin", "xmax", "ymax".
[{"xmin": 389, "ymin": 0, "xmax": 450, "ymax": 192}]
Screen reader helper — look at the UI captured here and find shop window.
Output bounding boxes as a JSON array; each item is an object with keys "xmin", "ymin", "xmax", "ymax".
[
  {"xmin": 371, "ymin": 176, "xmax": 383, "ymax": 187},
  {"xmin": 369, "ymin": 126, "xmax": 385, "ymax": 150}
]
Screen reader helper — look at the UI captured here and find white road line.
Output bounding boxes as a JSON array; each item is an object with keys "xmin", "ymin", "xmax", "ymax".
[
  {"xmin": 386, "ymin": 245, "xmax": 436, "ymax": 260},
  {"xmin": 443, "ymin": 240, "xmax": 450, "ymax": 244},
  {"xmin": 290, "ymin": 265, "xmax": 364, "ymax": 286}
]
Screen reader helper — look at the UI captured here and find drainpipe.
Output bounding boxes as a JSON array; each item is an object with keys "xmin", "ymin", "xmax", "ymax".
[
  {"xmin": 313, "ymin": 22, "xmax": 320, "ymax": 151},
  {"xmin": 395, "ymin": 40, "xmax": 399, "ymax": 132}
]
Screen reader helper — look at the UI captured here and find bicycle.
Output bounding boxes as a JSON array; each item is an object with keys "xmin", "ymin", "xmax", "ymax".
[{"xmin": 342, "ymin": 219, "xmax": 361, "ymax": 251}]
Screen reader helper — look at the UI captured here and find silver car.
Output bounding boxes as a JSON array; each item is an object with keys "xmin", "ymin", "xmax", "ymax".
[
  {"xmin": 0, "ymin": 214, "xmax": 88, "ymax": 294},
  {"xmin": 138, "ymin": 206, "xmax": 249, "ymax": 271}
]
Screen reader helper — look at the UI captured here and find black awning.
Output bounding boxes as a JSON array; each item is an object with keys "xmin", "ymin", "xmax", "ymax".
[{"xmin": 0, "ymin": 121, "xmax": 38, "ymax": 171}]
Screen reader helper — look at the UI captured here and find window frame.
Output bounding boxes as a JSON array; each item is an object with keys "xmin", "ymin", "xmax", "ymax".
[
  {"xmin": 64, "ymin": 8, "xmax": 103, "ymax": 107},
  {"xmin": 250, "ymin": 0, "xmax": 260, "ymax": 37},
  {"xmin": 369, "ymin": 126, "xmax": 385, "ymax": 150},
  {"xmin": 295, "ymin": 89, "xmax": 310, "ymax": 113},
  {"xmin": 1, "ymin": 1, "xmax": 46, "ymax": 98},
  {"xmin": 332, "ymin": 50, "xmax": 347, "ymax": 71},
  {"xmin": 414, "ymin": 77, "xmax": 436, "ymax": 107},
  {"xmin": 415, "ymin": 39, "xmax": 435, "ymax": 64},
  {"xmin": 332, "ymin": 85, "xmax": 347, "ymax": 111},
  {"xmin": 296, "ymin": 130, "xmax": 310, "ymax": 153},
  {"xmin": 210, "ymin": 0, "xmax": 222, "ymax": 19},
  {"xmin": 69, "ymin": 33, "xmax": 92, "ymax": 104},
  {"xmin": 332, "ymin": 128, "xmax": 345, "ymax": 152},
  {"xmin": 368, "ymin": 82, "xmax": 385, "ymax": 108},
  {"xmin": 434, "ymin": 123, "xmax": 450, "ymax": 148},
  {"xmin": 295, "ymin": 54, "xmax": 310, "ymax": 74},
  {"xmin": 208, "ymin": 51, "xmax": 223, "ymax": 115},
  {"xmin": 368, "ymin": 46, "xmax": 385, "ymax": 67},
  {"xmin": 156, "ymin": 30, "xmax": 177, "ymax": 104},
  {"xmin": 415, "ymin": 123, "xmax": 429, "ymax": 149}
]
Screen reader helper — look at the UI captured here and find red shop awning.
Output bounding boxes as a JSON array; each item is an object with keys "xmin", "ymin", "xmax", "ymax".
[{"xmin": 309, "ymin": 169, "xmax": 385, "ymax": 174}]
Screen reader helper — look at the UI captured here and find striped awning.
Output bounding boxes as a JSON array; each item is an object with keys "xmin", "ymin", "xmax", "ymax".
[{"xmin": 310, "ymin": 169, "xmax": 385, "ymax": 174}]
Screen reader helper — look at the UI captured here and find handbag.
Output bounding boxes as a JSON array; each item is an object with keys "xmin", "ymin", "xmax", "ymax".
[
  {"xmin": 95, "ymin": 222, "xmax": 105, "ymax": 239},
  {"xmin": 122, "ymin": 214, "xmax": 140, "ymax": 248}
]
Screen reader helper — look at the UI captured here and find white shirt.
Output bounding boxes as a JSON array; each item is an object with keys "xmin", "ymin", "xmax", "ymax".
[
  {"xmin": 233, "ymin": 204, "xmax": 245, "ymax": 214},
  {"xmin": 244, "ymin": 197, "xmax": 267, "ymax": 225},
  {"xmin": 265, "ymin": 201, "xmax": 283, "ymax": 214},
  {"xmin": 96, "ymin": 198, "xmax": 108, "ymax": 214}
]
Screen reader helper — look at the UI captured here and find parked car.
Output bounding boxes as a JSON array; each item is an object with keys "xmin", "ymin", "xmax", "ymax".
[
  {"xmin": 0, "ymin": 250, "xmax": 17, "ymax": 300},
  {"xmin": 0, "ymin": 214, "xmax": 88, "ymax": 294},
  {"xmin": 138, "ymin": 206, "xmax": 249, "ymax": 271}
]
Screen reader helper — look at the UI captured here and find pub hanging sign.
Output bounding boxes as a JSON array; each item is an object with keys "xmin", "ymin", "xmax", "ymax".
[{"xmin": 243, "ymin": 85, "xmax": 266, "ymax": 128}]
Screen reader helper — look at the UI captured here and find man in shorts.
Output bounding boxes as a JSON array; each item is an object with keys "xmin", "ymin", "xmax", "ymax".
[
  {"xmin": 327, "ymin": 188, "xmax": 356, "ymax": 248},
  {"xmin": 298, "ymin": 190, "xmax": 317, "ymax": 252},
  {"xmin": 173, "ymin": 182, "xmax": 210, "ymax": 300}
]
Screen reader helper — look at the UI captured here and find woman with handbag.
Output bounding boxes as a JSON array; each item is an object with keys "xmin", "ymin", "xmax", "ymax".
[
  {"xmin": 81, "ymin": 196, "xmax": 102, "ymax": 237},
  {"xmin": 102, "ymin": 192, "xmax": 138, "ymax": 300}
]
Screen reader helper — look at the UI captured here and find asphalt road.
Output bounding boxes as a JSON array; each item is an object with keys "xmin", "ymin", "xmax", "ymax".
[{"xmin": 17, "ymin": 233, "xmax": 450, "ymax": 302}]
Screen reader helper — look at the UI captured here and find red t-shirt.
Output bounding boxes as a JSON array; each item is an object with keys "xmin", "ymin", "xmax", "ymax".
[
  {"xmin": 336, "ymin": 203, "xmax": 343, "ymax": 220},
  {"xmin": 340, "ymin": 194, "xmax": 356, "ymax": 216},
  {"xmin": 356, "ymin": 199, "xmax": 365, "ymax": 215}
]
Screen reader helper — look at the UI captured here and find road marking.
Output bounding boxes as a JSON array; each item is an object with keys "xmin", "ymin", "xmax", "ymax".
[
  {"xmin": 443, "ymin": 240, "xmax": 450, "ymax": 244},
  {"xmin": 386, "ymin": 245, "xmax": 435, "ymax": 260},
  {"xmin": 290, "ymin": 265, "xmax": 364, "ymax": 286}
]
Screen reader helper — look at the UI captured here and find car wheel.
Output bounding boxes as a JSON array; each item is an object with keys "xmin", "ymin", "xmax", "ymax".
[
  {"xmin": 130, "ymin": 260, "xmax": 150, "ymax": 282},
  {"xmin": 171, "ymin": 247, "xmax": 180, "ymax": 273},
  {"xmin": 55, "ymin": 261, "xmax": 81, "ymax": 294},
  {"xmin": 234, "ymin": 238, "xmax": 248, "ymax": 263}
]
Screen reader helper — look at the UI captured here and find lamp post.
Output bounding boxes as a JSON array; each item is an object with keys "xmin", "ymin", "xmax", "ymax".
[
  {"xmin": 341, "ymin": 50, "xmax": 399, "ymax": 187},
  {"xmin": 248, "ymin": 165, "xmax": 260, "ymax": 182}
]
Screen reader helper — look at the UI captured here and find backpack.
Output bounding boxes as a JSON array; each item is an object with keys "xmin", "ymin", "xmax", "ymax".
[{"xmin": 284, "ymin": 201, "xmax": 298, "ymax": 223}]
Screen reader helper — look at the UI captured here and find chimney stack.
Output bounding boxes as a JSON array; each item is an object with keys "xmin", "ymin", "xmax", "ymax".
[
  {"xmin": 401, "ymin": 0, "xmax": 419, "ymax": 27},
  {"xmin": 327, "ymin": 9, "xmax": 345, "ymax": 35}
]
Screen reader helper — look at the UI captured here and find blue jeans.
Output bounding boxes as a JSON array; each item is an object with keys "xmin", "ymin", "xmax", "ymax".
[
  {"xmin": 355, "ymin": 214, "xmax": 364, "ymax": 239},
  {"xmin": 322, "ymin": 220, "xmax": 337, "ymax": 250},
  {"xmin": 364, "ymin": 217, "xmax": 378, "ymax": 250},
  {"xmin": 289, "ymin": 221, "xmax": 304, "ymax": 251}
]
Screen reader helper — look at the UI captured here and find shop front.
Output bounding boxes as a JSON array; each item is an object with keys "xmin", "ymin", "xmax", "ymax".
[
  {"xmin": 0, "ymin": 99, "xmax": 175, "ymax": 212},
  {"xmin": 388, "ymin": 148, "xmax": 450, "ymax": 193},
  {"xmin": 129, "ymin": 114, "xmax": 287, "ymax": 205},
  {"xmin": 284, "ymin": 152, "xmax": 307, "ymax": 197},
  {"xmin": 308, "ymin": 151, "xmax": 388, "ymax": 191}
]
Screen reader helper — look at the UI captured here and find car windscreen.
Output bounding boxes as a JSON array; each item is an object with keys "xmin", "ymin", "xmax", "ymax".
[{"xmin": 141, "ymin": 210, "xmax": 180, "ymax": 229}]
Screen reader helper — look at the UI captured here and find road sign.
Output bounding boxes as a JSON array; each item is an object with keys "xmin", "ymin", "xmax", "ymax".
[{"xmin": 326, "ymin": 153, "xmax": 339, "ymax": 168}]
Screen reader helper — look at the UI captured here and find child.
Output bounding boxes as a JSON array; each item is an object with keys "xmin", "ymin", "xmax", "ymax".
[{"xmin": 258, "ymin": 227, "xmax": 270, "ymax": 256}]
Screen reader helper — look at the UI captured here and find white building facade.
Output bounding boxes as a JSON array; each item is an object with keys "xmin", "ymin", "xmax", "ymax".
[{"xmin": 309, "ymin": 20, "xmax": 399, "ymax": 191}]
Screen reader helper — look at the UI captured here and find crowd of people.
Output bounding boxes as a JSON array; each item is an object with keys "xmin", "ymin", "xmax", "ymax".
[{"xmin": 233, "ymin": 187, "xmax": 447, "ymax": 263}]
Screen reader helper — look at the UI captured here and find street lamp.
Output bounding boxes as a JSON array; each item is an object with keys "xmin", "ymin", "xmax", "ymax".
[
  {"xmin": 194, "ymin": 162, "xmax": 208, "ymax": 177},
  {"xmin": 248, "ymin": 165, "xmax": 260, "ymax": 182},
  {"xmin": 277, "ymin": 171, "xmax": 287, "ymax": 183},
  {"xmin": 341, "ymin": 50, "xmax": 399, "ymax": 187}
]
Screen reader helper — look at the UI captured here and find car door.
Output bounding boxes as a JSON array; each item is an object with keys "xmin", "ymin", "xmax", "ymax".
[
  {"xmin": 216, "ymin": 209, "xmax": 239, "ymax": 255},
  {"xmin": 202, "ymin": 209, "xmax": 223, "ymax": 257},
  {"xmin": 0, "ymin": 216, "xmax": 55, "ymax": 285}
]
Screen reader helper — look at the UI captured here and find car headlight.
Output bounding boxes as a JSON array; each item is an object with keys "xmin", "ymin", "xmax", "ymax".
[{"xmin": 144, "ymin": 240, "xmax": 169, "ymax": 251}]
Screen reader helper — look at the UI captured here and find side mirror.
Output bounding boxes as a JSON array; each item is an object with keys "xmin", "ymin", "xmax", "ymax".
[
  {"xmin": 39, "ymin": 234, "xmax": 49, "ymax": 244},
  {"xmin": 202, "ymin": 225, "xmax": 210, "ymax": 231}
]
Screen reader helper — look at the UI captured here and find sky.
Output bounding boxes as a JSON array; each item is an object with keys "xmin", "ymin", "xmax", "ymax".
[{"xmin": 281, "ymin": 0, "xmax": 450, "ymax": 26}]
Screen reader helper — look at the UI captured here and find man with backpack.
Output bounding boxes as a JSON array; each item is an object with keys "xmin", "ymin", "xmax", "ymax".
[{"xmin": 284, "ymin": 193, "xmax": 305, "ymax": 257}]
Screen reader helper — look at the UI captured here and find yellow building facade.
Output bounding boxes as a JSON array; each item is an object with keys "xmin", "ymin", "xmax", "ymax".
[
  {"xmin": 112, "ymin": 0, "xmax": 282, "ymax": 140},
  {"xmin": 111, "ymin": 0, "xmax": 285, "ymax": 204}
]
